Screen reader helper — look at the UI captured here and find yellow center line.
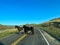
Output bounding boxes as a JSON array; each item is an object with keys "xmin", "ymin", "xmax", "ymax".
[
  {"xmin": 11, "ymin": 34, "xmax": 27, "ymax": 45},
  {"xmin": 11, "ymin": 31, "xmax": 31, "ymax": 45}
]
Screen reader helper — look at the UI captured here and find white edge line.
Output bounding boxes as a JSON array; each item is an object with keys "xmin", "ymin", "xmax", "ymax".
[{"xmin": 38, "ymin": 30, "xmax": 50, "ymax": 45}]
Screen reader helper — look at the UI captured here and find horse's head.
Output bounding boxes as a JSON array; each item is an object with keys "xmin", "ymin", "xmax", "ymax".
[
  {"xmin": 15, "ymin": 26, "xmax": 19, "ymax": 28},
  {"xmin": 15, "ymin": 26, "xmax": 21, "ymax": 32},
  {"xmin": 23, "ymin": 25, "xmax": 26, "ymax": 28}
]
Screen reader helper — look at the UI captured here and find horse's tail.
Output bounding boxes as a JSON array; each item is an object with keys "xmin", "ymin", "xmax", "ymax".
[{"xmin": 30, "ymin": 27, "xmax": 34, "ymax": 34}]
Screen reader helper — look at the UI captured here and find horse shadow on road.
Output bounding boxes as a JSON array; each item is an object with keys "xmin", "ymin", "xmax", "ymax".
[{"xmin": 14, "ymin": 32, "xmax": 25, "ymax": 35}]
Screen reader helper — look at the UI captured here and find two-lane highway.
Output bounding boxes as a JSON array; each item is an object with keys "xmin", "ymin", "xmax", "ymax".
[
  {"xmin": 0, "ymin": 28, "xmax": 50, "ymax": 45},
  {"xmin": 0, "ymin": 32, "xmax": 23, "ymax": 45},
  {"xmin": 16, "ymin": 28, "xmax": 50, "ymax": 45}
]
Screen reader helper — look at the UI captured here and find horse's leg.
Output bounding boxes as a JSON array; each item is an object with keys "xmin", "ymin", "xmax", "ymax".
[
  {"xmin": 31, "ymin": 30, "xmax": 34, "ymax": 34},
  {"xmin": 24, "ymin": 29, "xmax": 27, "ymax": 34},
  {"xmin": 17, "ymin": 28, "xmax": 20, "ymax": 34},
  {"xmin": 31, "ymin": 28, "xmax": 34, "ymax": 35},
  {"xmin": 26, "ymin": 29, "xmax": 28, "ymax": 34}
]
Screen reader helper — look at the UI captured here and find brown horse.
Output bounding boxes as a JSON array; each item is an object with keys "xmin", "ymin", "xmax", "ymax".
[{"xmin": 15, "ymin": 26, "xmax": 22, "ymax": 32}]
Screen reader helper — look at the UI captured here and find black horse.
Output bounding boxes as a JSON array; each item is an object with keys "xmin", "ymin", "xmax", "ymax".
[
  {"xmin": 23, "ymin": 25, "xmax": 34, "ymax": 35},
  {"xmin": 15, "ymin": 25, "xmax": 34, "ymax": 35}
]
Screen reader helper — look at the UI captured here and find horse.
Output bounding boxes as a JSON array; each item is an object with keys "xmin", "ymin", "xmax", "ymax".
[
  {"xmin": 15, "ymin": 26, "xmax": 22, "ymax": 32},
  {"xmin": 23, "ymin": 25, "xmax": 34, "ymax": 35}
]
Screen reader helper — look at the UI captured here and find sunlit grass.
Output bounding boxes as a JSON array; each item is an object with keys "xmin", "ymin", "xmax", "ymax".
[
  {"xmin": 40, "ymin": 26, "xmax": 60, "ymax": 40},
  {"xmin": 0, "ymin": 29, "xmax": 18, "ymax": 38}
]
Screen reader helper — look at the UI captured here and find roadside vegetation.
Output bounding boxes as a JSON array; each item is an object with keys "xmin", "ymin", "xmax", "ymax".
[
  {"xmin": 0, "ymin": 29, "xmax": 18, "ymax": 38},
  {"xmin": 0, "ymin": 24, "xmax": 14, "ymax": 30},
  {"xmin": 37, "ymin": 18, "xmax": 60, "ymax": 41},
  {"xmin": 0, "ymin": 25, "xmax": 23, "ymax": 38}
]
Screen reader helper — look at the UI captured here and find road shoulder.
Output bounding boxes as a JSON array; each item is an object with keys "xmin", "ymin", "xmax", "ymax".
[{"xmin": 41, "ymin": 30, "xmax": 60, "ymax": 45}]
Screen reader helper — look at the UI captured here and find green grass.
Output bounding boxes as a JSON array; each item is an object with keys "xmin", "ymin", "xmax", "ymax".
[
  {"xmin": 38, "ymin": 18, "xmax": 60, "ymax": 41},
  {"xmin": 0, "ymin": 29, "xmax": 18, "ymax": 38},
  {"xmin": 40, "ymin": 26, "xmax": 60, "ymax": 41}
]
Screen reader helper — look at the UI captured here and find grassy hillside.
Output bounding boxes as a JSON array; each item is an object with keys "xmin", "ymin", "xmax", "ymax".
[
  {"xmin": 0, "ymin": 29, "xmax": 18, "ymax": 38},
  {"xmin": 0, "ymin": 24, "xmax": 15, "ymax": 30},
  {"xmin": 39, "ymin": 18, "xmax": 60, "ymax": 41},
  {"xmin": 0, "ymin": 24, "xmax": 23, "ymax": 38}
]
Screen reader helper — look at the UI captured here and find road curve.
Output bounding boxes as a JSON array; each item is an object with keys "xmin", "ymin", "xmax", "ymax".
[
  {"xmin": 16, "ymin": 28, "xmax": 49, "ymax": 45},
  {"xmin": 0, "ymin": 32, "xmax": 23, "ymax": 45},
  {"xmin": 0, "ymin": 28, "xmax": 50, "ymax": 45}
]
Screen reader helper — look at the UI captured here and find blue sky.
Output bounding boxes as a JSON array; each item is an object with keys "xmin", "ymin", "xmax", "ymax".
[{"xmin": 0, "ymin": 0, "xmax": 60, "ymax": 25}]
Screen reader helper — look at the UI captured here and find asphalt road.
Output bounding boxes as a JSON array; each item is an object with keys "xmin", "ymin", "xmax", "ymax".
[
  {"xmin": 0, "ymin": 28, "xmax": 50, "ymax": 45},
  {"xmin": 17, "ymin": 28, "xmax": 49, "ymax": 45},
  {"xmin": 0, "ymin": 32, "xmax": 23, "ymax": 45}
]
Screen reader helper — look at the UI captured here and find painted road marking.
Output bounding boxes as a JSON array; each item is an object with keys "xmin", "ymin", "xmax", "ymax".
[
  {"xmin": 38, "ymin": 30, "xmax": 50, "ymax": 45},
  {"xmin": 11, "ymin": 31, "xmax": 31, "ymax": 45},
  {"xmin": 11, "ymin": 34, "xmax": 27, "ymax": 45}
]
